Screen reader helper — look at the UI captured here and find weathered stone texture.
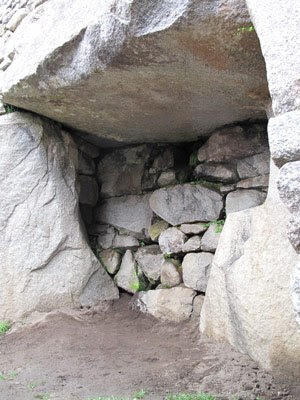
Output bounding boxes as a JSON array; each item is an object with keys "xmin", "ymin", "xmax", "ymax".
[
  {"xmin": 134, "ymin": 287, "xmax": 197, "ymax": 322},
  {"xmin": 268, "ymin": 111, "xmax": 300, "ymax": 167},
  {"xmin": 150, "ymin": 184, "xmax": 223, "ymax": 226},
  {"xmin": 135, "ymin": 245, "xmax": 165, "ymax": 282},
  {"xmin": 226, "ymin": 189, "xmax": 266, "ymax": 214},
  {"xmin": 182, "ymin": 252, "xmax": 213, "ymax": 292},
  {"xmin": 0, "ymin": 113, "xmax": 118, "ymax": 321},
  {"xmin": 95, "ymin": 194, "xmax": 153, "ymax": 239},
  {"xmin": 1, "ymin": 0, "xmax": 267, "ymax": 144},
  {"xmin": 201, "ymin": 163, "xmax": 300, "ymax": 380},
  {"xmin": 246, "ymin": 0, "xmax": 300, "ymax": 116}
]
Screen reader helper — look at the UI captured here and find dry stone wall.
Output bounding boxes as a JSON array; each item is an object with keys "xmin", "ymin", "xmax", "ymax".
[{"xmin": 77, "ymin": 123, "xmax": 269, "ymax": 322}]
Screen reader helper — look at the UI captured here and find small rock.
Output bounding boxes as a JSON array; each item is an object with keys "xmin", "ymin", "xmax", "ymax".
[
  {"xmin": 98, "ymin": 145, "xmax": 151, "ymax": 198},
  {"xmin": 182, "ymin": 252, "xmax": 213, "ymax": 292},
  {"xmin": 95, "ymin": 225, "xmax": 116, "ymax": 249},
  {"xmin": 135, "ymin": 245, "xmax": 165, "ymax": 282},
  {"xmin": 159, "ymin": 227, "xmax": 187, "ymax": 254},
  {"xmin": 237, "ymin": 150, "xmax": 270, "ymax": 179},
  {"xmin": 179, "ymin": 223, "xmax": 208, "ymax": 235},
  {"xmin": 201, "ymin": 224, "xmax": 221, "ymax": 252},
  {"xmin": 160, "ymin": 260, "xmax": 182, "ymax": 288},
  {"xmin": 219, "ymin": 184, "xmax": 236, "ymax": 194},
  {"xmin": 149, "ymin": 220, "xmax": 169, "ymax": 241},
  {"xmin": 197, "ymin": 126, "xmax": 268, "ymax": 163},
  {"xmin": 182, "ymin": 236, "xmax": 202, "ymax": 252},
  {"xmin": 133, "ymin": 287, "xmax": 197, "ymax": 322},
  {"xmin": 95, "ymin": 194, "xmax": 153, "ymax": 239},
  {"xmin": 236, "ymin": 175, "xmax": 269, "ymax": 190},
  {"xmin": 150, "ymin": 183, "xmax": 223, "ymax": 225},
  {"xmin": 151, "ymin": 149, "xmax": 174, "ymax": 172},
  {"xmin": 114, "ymin": 250, "xmax": 146, "ymax": 294},
  {"xmin": 191, "ymin": 295, "xmax": 205, "ymax": 320},
  {"xmin": 99, "ymin": 249, "xmax": 122, "ymax": 274},
  {"xmin": 112, "ymin": 234, "xmax": 139, "ymax": 250},
  {"xmin": 226, "ymin": 189, "xmax": 267, "ymax": 214},
  {"xmin": 157, "ymin": 170, "xmax": 176, "ymax": 187},
  {"xmin": 194, "ymin": 163, "xmax": 238, "ymax": 183}
]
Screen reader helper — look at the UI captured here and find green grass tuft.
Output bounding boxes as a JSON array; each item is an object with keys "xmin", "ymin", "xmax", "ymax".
[
  {"xmin": 166, "ymin": 394, "xmax": 216, "ymax": 400},
  {"xmin": 0, "ymin": 321, "xmax": 11, "ymax": 334}
]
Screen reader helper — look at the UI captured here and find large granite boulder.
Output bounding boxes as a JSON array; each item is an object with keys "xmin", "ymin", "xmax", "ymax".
[
  {"xmin": 0, "ymin": 113, "xmax": 118, "ymax": 322},
  {"xmin": 277, "ymin": 162, "xmax": 300, "ymax": 252},
  {"xmin": 1, "ymin": 0, "xmax": 267, "ymax": 145},
  {"xmin": 149, "ymin": 184, "xmax": 223, "ymax": 225},
  {"xmin": 200, "ymin": 163, "xmax": 300, "ymax": 381}
]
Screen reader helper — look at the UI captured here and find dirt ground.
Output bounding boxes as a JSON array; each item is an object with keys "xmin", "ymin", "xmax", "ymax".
[{"xmin": 0, "ymin": 295, "xmax": 299, "ymax": 400}]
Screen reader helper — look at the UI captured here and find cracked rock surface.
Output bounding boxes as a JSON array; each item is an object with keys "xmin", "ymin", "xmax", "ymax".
[{"xmin": 0, "ymin": 112, "xmax": 118, "ymax": 322}]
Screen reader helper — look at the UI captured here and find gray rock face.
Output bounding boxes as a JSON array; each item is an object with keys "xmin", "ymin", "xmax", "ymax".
[
  {"xmin": 201, "ymin": 225, "xmax": 221, "ymax": 252},
  {"xmin": 95, "ymin": 194, "xmax": 153, "ymax": 239},
  {"xmin": 182, "ymin": 236, "xmax": 202, "ymax": 253},
  {"xmin": 236, "ymin": 151, "xmax": 270, "ymax": 179},
  {"xmin": 201, "ymin": 163, "xmax": 300, "ymax": 380},
  {"xmin": 78, "ymin": 175, "xmax": 98, "ymax": 206},
  {"xmin": 149, "ymin": 220, "xmax": 169, "ymax": 241},
  {"xmin": 134, "ymin": 287, "xmax": 197, "ymax": 322},
  {"xmin": 114, "ymin": 250, "xmax": 143, "ymax": 294},
  {"xmin": 150, "ymin": 184, "xmax": 223, "ymax": 225},
  {"xmin": 236, "ymin": 175, "xmax": 269, "ymax": 190},
  {"xmin": 246, "ymin": 0, "xmax": 300, "ymax": 116},
  {"xmin": 226, "ymin": 189, "xmax": 267, "ymax": 214},
  {"xmin": 1, "ymin": 0, "xmax": 267, "ymax": 144},
  {"xmin": 277, "ymin": 162, "xmax": 300, "ymax": 252},
  {"xmin": 160, "ymin": 260, "xmax": 182, "ymax": 288},
  {"xmin": 277, "ymin": 162, "xmax": 300, "ymax": 214},
  {"xmin": 194, "ymin": 163, "xmax": 238, "ymax": 183},
  {"xmin": 0, "ymin": 112, "xmax": 118, "ymax": 321},
  {"xmin": 268, "ymin": 111, "xmax": 300, "ymax": 167},
  {"xmin": 179, "ymin": 223, "xmax": 207, "ymax": 235},
  {"xmin": 96, "ymin": 225, "xmax": 116, "ymax": 250},
  {"xmin": 159, "ymin": 227, "xmax": 187, "ymax": 254},
  {"xmin": 99, "ymin": 249, "xmax": 122, "ymax": 275},
  {"xmin": 112, "ymin": 234, "xmax": 139, "ymax": 250},
  {"xmin": 157, "ymin": 170, "xmax": 176, "ymax": 187},
  {"xmin": 182, "ymin": 252, "xmax": 213, "ymax": 292},
  {"xmin": 135, "ymin": 245, "xmax": 165, "ymax": 282},
  {"xmin": 197, "ymin": 126, "xmax": 268, "ymax": 163},
  {"xmin": 98, "ymin": 146, "xmax": 151, "ymax": 198}
]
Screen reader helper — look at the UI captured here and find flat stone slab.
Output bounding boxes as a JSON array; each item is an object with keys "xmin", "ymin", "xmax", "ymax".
[{"xmin": 149, "ymin": 183, "xmax": 223, "ymax": 226}]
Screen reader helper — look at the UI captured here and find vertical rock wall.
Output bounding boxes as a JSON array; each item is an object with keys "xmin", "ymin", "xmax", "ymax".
[
  {"xmin": 0, "ymin": 112, "xmax": 118, "ymax": 322},
  {"xmin": 201, "ymin": 0, "xmax": 300, "ymax": 381}
]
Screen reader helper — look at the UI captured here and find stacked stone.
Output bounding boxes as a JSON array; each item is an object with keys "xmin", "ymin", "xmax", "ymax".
[{"xmin": 84, "ymin": 123, "xmax": 269, "ymax": 321}]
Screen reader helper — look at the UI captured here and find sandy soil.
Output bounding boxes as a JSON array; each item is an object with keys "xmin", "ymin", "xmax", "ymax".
[{"xmin": 0, "ymin": 295, "xmax": 299, "ymax": 400}]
